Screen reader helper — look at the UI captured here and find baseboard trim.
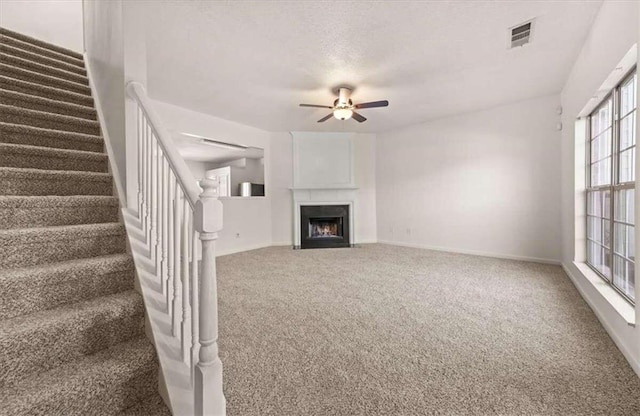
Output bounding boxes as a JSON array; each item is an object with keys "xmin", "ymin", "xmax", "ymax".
[
  {"xmin": 216, "ymin": 243, "xmax": 273, "ymax": 257},
  {"xmin": 270, "ymin": 241, "xmax": 294, "ymax": 247},
  {"xmin": 377, "ymin": 240, "xmax": 561, "ymax": 265},
  {"xmin": 561, "ymin": 263, "xmax": 640, "ymax": 376},
  {"xmin": 83, "ymin": 53, "xmax": 126, "ymax": 208}
]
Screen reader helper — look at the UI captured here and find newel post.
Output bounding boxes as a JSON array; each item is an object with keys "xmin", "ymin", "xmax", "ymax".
[{"xmin": 193, "ymin": 179, "xmax": 226, "ymax": 416}]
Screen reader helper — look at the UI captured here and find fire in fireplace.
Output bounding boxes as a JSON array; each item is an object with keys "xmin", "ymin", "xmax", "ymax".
[
  {"xmin": 309, "ymin": 218, "xmax": 341, "ymax": 238},
  {"xmin": 300, "ymin": 205, "xmax": 350, "ymax": 249}
]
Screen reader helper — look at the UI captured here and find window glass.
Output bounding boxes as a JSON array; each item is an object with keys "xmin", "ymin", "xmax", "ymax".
[
  {"xmin": 586, "ymin": 71, "xmax": 636, "ymax": 303},
  {"xmin": 619, "ymin": 114, "xmax": 635, "ymax": 150},
  {"xmin": 621, "ymin": 74, "xmax": 636, "ymax": 116}
]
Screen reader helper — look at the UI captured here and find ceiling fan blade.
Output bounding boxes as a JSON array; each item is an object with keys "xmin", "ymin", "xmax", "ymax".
[
  {"xmin": 352, "ymin": 111, "xmax": 367, "ymax": 123},
  {"xmin": 317, "ymin": 113, "xmax": 333, "ymax": 123},
  {"xmin": 300, "ymin": 104, "xmax": 333, "ymax": 109},
  {"xmin": 354, "ymin": 100, "xmax": 389, "ymax": 109}
]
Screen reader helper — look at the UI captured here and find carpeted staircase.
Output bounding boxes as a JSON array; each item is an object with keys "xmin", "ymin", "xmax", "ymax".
[{"xmin": 0, "ymin": 27, "xmax": 170, "ymax": 415}]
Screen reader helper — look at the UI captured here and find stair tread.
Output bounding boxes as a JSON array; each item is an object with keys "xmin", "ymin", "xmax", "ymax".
[
  {"xmin": 0, "ymin": 221, "xmax": 125, "ymax": 243},
  {"xmin": 1, "ymin": 252, "xmax": 133, "ymax": 279},
  {"xmin": 0, "ymin": 88, "xmax": 96, "ymax": 118},
  {"xmin": 0, "ymin": 121, "xmax": 103, "ymax": 148},
  {"xmin": 0, "ymin": 52, "xmax": 88, "ymax": 86},
  {"xmin": 0, "ymin": 35, "xmax": 84, "ymax": 70},
  {"xmin": 0, "ymin": 75, "xmax": 94, "ymax": 107},
  {"xmin": 0, "ymin": 27, "xmax": 84, "ymax": 61},
  {"xmin": 0, "ymin": 291, "xmax": 144, "ymax": 389},
  {"xmin": 0, "ymin": 194, "xmax": 117, "ymax": 207},
  {"xmin": 0, "ymin": 62, "xmax": 91, "ymax": 95},
  {"xmin": 0, "ymin": 253, "xmax": 134, "ymax": 320},
  {"xmin": 0, "ymin": 142, "xmax": 106, "ymax": 160},
  {"xmin": 0, "ymin": 337, "xmax": 156, "ymax": 413},
  {"xmin": 0, "ymin": 289, "xmax": 142, "ymax": 336},
  {"xmin": 0, "ymin": 42, "xmax": 86, "ymax": 75},
  {"xmin": 0, "ymin": 166, "xmax": 112, "ymax": 179},
  {"xmin": 0, "ymin": 103, "xmax": 100, "ymax": 132},
  {"xmin": 0, "ymin": 167, "xmax": 113, "ymax": 197}
]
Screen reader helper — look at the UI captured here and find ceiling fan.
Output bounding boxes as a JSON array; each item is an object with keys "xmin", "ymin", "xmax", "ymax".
[{"xmin": 299, "ymin": 87, "xmax": 389, "ymax": 123}]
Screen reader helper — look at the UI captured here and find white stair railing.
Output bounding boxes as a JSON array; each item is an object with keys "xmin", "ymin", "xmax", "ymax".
[{"xmin": 126, "ymin": 81, "xmax": 226, "ymax": 416}]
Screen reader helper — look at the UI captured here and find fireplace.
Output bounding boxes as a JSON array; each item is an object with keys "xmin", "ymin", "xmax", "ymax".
[{"xmin": 300, "ymin": 205, "xmax": 350, "ymax": 249}]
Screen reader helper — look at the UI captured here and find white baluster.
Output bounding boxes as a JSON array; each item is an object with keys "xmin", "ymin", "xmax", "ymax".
[
  {"xmin": 190, "ymin": 221, "xmax": 200, "ymax": 382},
  {"xmin": 139, "ymin": 111, "xmax": 146, "ymax": 230},
  {"xmin": 153, "ymin": 138, "xmax": 161, "ymax": 277},
  {"xmin": 194, "ymin": 179, "xmax": 225, "ymax": 416},
  {"xmin": 141, "ymin": 114, "xmax": 148, "ymax": 234},
  {"xmin": 137, "ymin": 107, "xmax": 143, "ymax": 220},
  {"xmin": 162, "ymin": 156, "xmax": 170, "ymax": 307},
  {"xmin": 171, "ymin": 176, "xmax": 182, "ymax": 337},
  {"xmin": 146, "ymin": 122, "xmax": 153, "ymax": 247},
  {"xmin": 155, "ymin": 147, "xmax": 161, "ymax": 283},
  {"xmin": 181, "ymin": 196, "xmax": 192, "ymax": 364},
  {"xmin": 168, "ymin": 168, "xmax": 175, "ymax": 320}
]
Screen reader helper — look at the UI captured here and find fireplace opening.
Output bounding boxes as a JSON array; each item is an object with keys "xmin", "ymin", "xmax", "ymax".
[
  {"xmin": 309, "ymin": 217, "xmax": 343, "ymax": 239},
  {"xmin": 300, "ymin": 205, "xmax": 350, "ymax": 249}
]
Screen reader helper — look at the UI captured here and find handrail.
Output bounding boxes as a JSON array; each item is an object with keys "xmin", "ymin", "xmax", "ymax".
[{"xmin": 126, "ymin": 81, "xmax": 201, "ymax": 207}]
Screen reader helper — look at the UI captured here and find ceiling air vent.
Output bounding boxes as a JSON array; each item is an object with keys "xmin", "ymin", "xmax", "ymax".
[{"xmin": 510, "ymin": 20, "xmax": 533, "ymax": 48}]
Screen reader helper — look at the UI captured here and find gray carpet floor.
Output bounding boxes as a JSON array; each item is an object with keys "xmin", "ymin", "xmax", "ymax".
[{"xmin": 217, "ymin": 244, "xmax": 640, "ymax": 415}]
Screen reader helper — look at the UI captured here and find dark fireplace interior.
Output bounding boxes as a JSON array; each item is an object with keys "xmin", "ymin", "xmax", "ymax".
[{"xmin": 300, "ymin": 205, "xmax": 350, "ymax": 249}]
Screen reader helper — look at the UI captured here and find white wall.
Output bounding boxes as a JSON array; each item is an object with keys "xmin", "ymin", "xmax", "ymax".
[
  {"xmin": 376, "ymin": 94, "xmax": 562, "ymax": 263},
  {"xmin": 270, "ymin": 132, "xmax": 378, "ymax": 246},
  {"xmin": 83, "ymin": 0, "xmax": 126, "ymax": 195},
  {"xmin": 1, "ymin": 0, "xmax": 83, "ymax": 52},
  {"xmin": 185, "ymin": 160, "xmax": 208, "ymax": 180},
  {"xmin": 353, "ymin": 133, "xmax": 378, "ymax": 244},
  {"xmin": 560, "ymin": 0, "xmax": 640, "ymax": 374},
  {"xmin": 150, "ymin": 99, "xmax": 273, "ymax": 256},
  {"xmin": 270, "ymin": 132, "xmax": 295, "ymax": 245}
]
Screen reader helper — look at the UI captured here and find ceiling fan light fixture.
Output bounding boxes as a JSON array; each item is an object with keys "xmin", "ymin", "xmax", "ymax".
[{"xmin": 333, "ymin": 107, "xmax": 353, "ymax": 120}]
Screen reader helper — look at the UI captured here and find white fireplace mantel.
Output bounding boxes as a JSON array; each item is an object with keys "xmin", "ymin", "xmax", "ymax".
[
  {"xmin": 292, "ymin": 193, "xmax": 356, "ymax": 249},
  {"xmin": 290, "ymin": 132, "xmax": 359, "ymax": 248}
]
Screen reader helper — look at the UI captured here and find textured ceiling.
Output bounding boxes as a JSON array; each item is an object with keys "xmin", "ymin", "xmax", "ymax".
[{"xmin": 145, "ymin": 0, "xmax": 602, "ymax": 133}]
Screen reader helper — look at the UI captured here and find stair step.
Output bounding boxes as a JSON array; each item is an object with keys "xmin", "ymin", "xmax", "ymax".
[
  {"xmin": 0, "ymin": 27, "xmax": 84, "ymax": 63},
  {"xmin": 0, "ymin": 122, "xmax": 104, "ymax": 153},
  {"xmin": 0, "ymin": 89, "xmax": 96, "ymax": 120},
  {"xmin": 0, "ymin": 195, "xmax": 118, "ymax": 229},
  {"xmin": 0, "ymin": 253, "xmax": 134, "ymax": 320},
  {"xmin": 0, "ymin": 222, "xmax": 126, "ymax": 269},
  {"xmin": 119, "ymin": 394, "xmax": 171, "ymax": 416},
  {"xmin": 1, "ymin": 104, "xmax": 100, "ymax": 135},
  {"xmin": 0, "ymin": 290, "xmax": 144, "ymax": 388},
  {"xmin": 0, "ymin": 63, "xmax": 91, "ymax": 96},
  {"xmin": 0, "ymin": 75, "xmax": 94, "ymax": 107},
  {"xmin": 0, "ymin": 143, "xmax": 107, "ymax": 172},
  {"xmin": 0, "ymin": 167, "xmax": 112, "ymax": 196},
  {"xmin": 0, "ymin": 336, "xmax": 158, "ymax": 415},
  {"xmin": 0, "ymin": 42, "xmax": 86, "ymax": 76},
  {"xmin": 0, "ymin": 53, "xmax": 88, "ymax": 86}
]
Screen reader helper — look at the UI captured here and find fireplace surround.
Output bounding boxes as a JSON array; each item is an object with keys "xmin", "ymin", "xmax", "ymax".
[{"xmin": 299, "ymin": 204, "xmax": 351, "ymax": 249}]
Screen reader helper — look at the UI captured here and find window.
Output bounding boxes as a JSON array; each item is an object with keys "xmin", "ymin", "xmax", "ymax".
[{"xmin": 587, "ymin": 70, "xmax": 636, "ymax": 303}]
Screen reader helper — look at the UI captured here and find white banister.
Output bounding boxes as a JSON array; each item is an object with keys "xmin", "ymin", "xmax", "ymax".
[
  {"xmin": 127, "ymin": 81, "xmax": 226, "ymax": 415},
  {"xmin": 181, "ymin": 196, "xmax": 192, "ymax": 364},
  {"xmin": 172, "ymin": 178, "xmax": 182, "ymax": 337}
]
